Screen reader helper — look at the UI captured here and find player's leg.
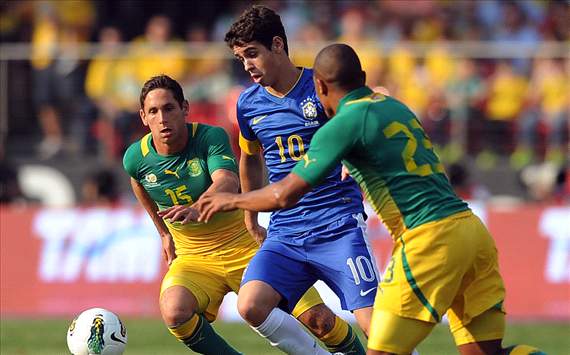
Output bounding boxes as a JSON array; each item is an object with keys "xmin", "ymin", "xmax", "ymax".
[
  {"xmin": 237, "ymin": 241, "xmax": 330, "ymax": 354},
  {"xmin": 161, "ymin": 257, "xmax": 240, "ymax": 354},
  {"xmin": 306, "ymin": 213, "xmax": 379, "ymax": 336},
  {"xmin": 293, "ymin": 288, "xmax": 366, "ymax": 354},
  {"xmin": 367, "ymin": 309, "xmax": 434, "ymax": 354},
  {"xmin": 450, "ymin": 215, "xmax": 545, "ymax": 355}
]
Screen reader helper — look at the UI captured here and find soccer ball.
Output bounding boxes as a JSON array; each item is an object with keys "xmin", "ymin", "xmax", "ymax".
[{"xmin": 67, "ymin": 308, "xmax": 127, "ymax": 355}]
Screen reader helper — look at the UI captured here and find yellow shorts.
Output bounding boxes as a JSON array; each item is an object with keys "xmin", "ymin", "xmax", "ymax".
[
  {"xmin": 369, "ymin": 211, "xmax": 505, "ymax": 349},
  {"xmin": 161, "ymin": 235, "xmax": 323, "ymax": 322},
  {"xmin": 367, "ymin": 307, "xmax": 506, "ymax": 353}
]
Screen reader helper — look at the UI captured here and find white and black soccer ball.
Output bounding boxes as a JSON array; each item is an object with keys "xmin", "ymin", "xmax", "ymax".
[{"xmin": 67, "ymin": 308, "xmax": 127, "ymax": 355}]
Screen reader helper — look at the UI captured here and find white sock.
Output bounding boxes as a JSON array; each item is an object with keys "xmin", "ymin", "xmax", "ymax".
[{"xmin": 252, "ymin": 308, "xmax": 329, "ymax": 355}]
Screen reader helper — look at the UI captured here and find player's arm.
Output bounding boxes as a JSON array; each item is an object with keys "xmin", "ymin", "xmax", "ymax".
[
  {"xmin": 130, "ymin": 177, "xmax": 176, "ymax": 265},
  {"xmin": 239, "ymin": 142, "xmax": 268, "ymax": 244},
  {"xmin": 159, "ymin": 126, "xmax": 240, "ymax": 223},
  {"xmin": 194, "ymin": 116, "xmax": 358, "ymax": 222}
]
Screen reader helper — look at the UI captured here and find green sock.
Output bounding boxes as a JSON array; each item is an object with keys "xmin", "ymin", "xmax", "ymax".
[
  {"xmin": 504, "ymin": 344, "xmax": 547, "ymax": 355},
  {"xmin": 182, "ymin": 315, "xmax": 241, "ymax": 355},
  {"xmin": 327, "ymin": 325, "xmax": 366, "ymax": 355}
]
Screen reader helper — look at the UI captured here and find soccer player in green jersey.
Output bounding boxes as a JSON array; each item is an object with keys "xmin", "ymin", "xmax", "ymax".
[
  {"xmin": 193, "ymin": 45, "xmax": 545, "ymax": 355},
  {"xmin": 123, "ymin": 74, "xmax": 366, "ymax": 354}
]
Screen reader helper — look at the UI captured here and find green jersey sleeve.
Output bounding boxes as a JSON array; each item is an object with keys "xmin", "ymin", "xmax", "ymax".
[
  {"xmin": 122, "ymin": 141, "xmax": 143, "ymax": 179},
  {"xmin": 292, "ymin": 112, "xmax": 361, "ymax": 186},
  {"xmin": 200, "ymin": 126, "xmax": 238, "ymax": 176}
]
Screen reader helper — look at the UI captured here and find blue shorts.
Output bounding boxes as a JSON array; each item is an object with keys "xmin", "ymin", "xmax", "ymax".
[{"xmin": 242, "ymin": 213, "xmax": 379, "ymax": 313}]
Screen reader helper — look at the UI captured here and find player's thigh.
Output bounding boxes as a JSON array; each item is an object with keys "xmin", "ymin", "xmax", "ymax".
[
  {"xmin": 377, "ymin": 211, "xmax": 478, "ymax": 323},
  {"xmin": 353, "ymin": 306, "xmax": 373, "ymax": 336},
  {"xmin": 241, "ymin": 240, "xmax": 316, "ymax": 313},
  {"xmin": 307, "ymin": 214, "xmax": 380, "ymax": 311},
  {"xmin": 451, "ymin": 307, "xmax": 505, "ymax": 353},
  {"xmin": 448, "ymin": 215, "xmax": 506, "ymax": 332},
  {"xmin": 368, "ymin": 309, "xmax": 434, "ymax": 354},
  {"xmin": 161, "ymin": 256, "xmax": 230, "ymax": 322}
]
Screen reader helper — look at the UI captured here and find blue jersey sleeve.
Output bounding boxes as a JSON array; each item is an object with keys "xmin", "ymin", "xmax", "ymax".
[{"xmin": 236, "ymin": 91, "xmax": 262, "ymax": 155}]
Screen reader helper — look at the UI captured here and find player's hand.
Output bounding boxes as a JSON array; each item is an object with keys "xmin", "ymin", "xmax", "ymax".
[
  {"xmin": 193, "ymin": 192, "xmax": 238, "ymax": 223},
  {"xmin": 247, "ymin": 223, "xmax": 267, "ymax": 245},
  {"xmin": 161, "ymin": 234, "xmax": 177, "ymax": 266},
  {"xmin": 341, "ymin": 164, "xmax": 351, "ymax": 181},
  {"xmin": 158, "ymin": 205, "xmax": 199, "ymax": 224}
]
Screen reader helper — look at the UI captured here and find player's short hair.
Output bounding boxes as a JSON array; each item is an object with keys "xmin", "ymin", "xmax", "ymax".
[
  {"xmin": 314, "ymin": 44, "xmax": 365, "ymax": 91},
  {"xmin": 225, "ymin": 5, "xmax": 289, "ymax": 55},
  {"xmin": 139, "ymin": 75, "xmax": 185, "ymax": 109}
]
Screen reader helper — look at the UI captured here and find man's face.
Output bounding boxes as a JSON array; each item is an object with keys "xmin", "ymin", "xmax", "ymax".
[
  {"xmin": 232, "ymin": 41, "xmax": 279, "ymax": 87},
  {"xmin": 140, "ymin": 88, "xmax": 188, "ymax": 145}
]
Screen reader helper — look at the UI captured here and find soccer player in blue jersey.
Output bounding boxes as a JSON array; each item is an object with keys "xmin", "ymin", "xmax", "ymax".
[
  {"xmin": 163, "ymin": 5, "xmax": 376, "ymax": 354},
  {"xmin": 218, "ymin": 5, "xmax": 377, "ymax": 353}
]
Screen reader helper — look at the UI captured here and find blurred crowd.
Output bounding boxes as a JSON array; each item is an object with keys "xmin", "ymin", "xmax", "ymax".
[{"xmin": 0, "ymin": 0, "xmax": 568, "ymax": 203}]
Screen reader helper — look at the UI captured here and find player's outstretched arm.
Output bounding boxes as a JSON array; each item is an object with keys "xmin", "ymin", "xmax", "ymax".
[
  {"xmin": 158, "ymin": 169, "xmax": 239, "ymax": 224},
  {"xmin": 130, "ymin": 177, "xmax": 176, "ymax": 266},
  {"xmin": 194, "ymin": 173, "xmax": 312, "ymax": 223},
  {"xmin": 240, "ymin": 151, "xmax": 267, "ymax": 244}
]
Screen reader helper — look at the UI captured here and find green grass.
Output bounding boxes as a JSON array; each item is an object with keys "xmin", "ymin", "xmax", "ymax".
[{"xmin": 1, "ymin": 318, "xmax": 568, "ymax": 354}]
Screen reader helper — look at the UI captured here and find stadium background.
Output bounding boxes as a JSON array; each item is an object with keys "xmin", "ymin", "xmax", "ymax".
[{"xmin": 0, "ymin": 0, "xmax": 568, "ymax": 354}]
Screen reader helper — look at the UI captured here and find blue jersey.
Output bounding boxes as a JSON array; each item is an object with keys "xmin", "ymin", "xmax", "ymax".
[{"xmin": 237, "ymin": 68, "xmax": 364, "ymax": 243}]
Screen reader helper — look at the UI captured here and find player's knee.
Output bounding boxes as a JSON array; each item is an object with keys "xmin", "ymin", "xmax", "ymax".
[
  {"xmin": 237, "ymin": 294, "xmax": 269, "ymax": 326},
  {"xmin": 296, "ymin": 304, "xmax": 335, "ymax": 338},
  {"xmin": 161, "ymin": 304, "xmax": 195, "ymax": 328},
  {"xmin": 159, "ymin": 287, "xmax": 198, "ymax": 328}
]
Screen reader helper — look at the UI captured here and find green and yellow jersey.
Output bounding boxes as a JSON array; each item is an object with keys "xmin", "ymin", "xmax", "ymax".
[
  {"xmin": 292, "ymin": 87, "xmax": 469, "ymax": 239},
  {"xmin": 123, "ymin": 123, "xmax": 247, "ymax": 255}
]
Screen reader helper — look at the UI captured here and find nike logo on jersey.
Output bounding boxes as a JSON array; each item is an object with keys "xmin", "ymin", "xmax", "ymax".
[
  {"xmin": 222, "ymin": 155, "xmax": 236, "ymax": 163},
  {"xmin": 164, "ymin": 169, "xmax": 180, "ymax": 179},
  {"xmin": 252, "ymin": 115, "xmax": 268, "ymax": 125},
  {"xmin": 303, "ymin": 154, "xmax": 317, "ymax": 168},
  {"xmin": 360, "ymin": 287, "xmax": 377, "ymax": 297},
  {"xmin": 110, "ymin": 332, "xmax": 126, "ymax": 344}
]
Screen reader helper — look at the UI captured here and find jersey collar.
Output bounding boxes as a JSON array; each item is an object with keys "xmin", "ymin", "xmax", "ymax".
[{"xmin": 337, "ymin": 86, "xmax": 373, "ymax": 113}]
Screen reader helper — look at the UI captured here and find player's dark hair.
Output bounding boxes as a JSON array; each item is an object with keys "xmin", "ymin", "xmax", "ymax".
[
  {"xmin": 314, "ymin": 43, "xmax": 365, "ymax": 91},
  {"xmin": 139, "ymin": 75, "xmax": 185, "ymax": 109},
  {"xmin": 225, "ymin": 5, "xmax": 289, "ymax": 55}
]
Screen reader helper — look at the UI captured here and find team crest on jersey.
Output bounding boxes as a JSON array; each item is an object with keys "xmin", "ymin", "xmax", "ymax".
[
  {"xmin": 144, "ymin": 173, "xmax": 159, "ymax": 187},
  {"xmin": 145, "ymin": 173, "xmax": 157, "ymax": 183},
  {"xmin": 187, "ymin": 158, "xmax": 202, "ymax": 177},
  {"xmin": 300, "ymin": 97, "xmax": 318, "ymax": 120}
]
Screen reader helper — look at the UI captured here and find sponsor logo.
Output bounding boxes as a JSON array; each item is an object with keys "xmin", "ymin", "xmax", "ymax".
[
  {"xmin": 303, "ymin": 154, "xmax": 316, "ymax": 168},
  {"xmin": 68, "ymin": 317, "xmax": 77, "ymax": 335},
  {"xmin": 222, "ymin": 155, "xmax": 236, "ymax": 163},
  {"xmin": 35, "ymin": 209, "xmax": 162, "ymax": 283},
  {"xmin": 252, "ymin": 115, "xmax": 268, "ymax": 125},
  {"xmin": 359, "ymin": 287, "xmax": 377, "ymax": 297},
  {"xmin": 110, "ymin": 332, "xmax": 126, "ymax": 344},
  {"xmin": 164, "ymin": 169, "xmax": 180, "ymax": 179}
]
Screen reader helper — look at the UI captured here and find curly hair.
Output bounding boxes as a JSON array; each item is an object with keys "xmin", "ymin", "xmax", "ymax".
[
  {"xmin": 139, "ymin": 74, "xmax": 185, "ymax": 109},
  {"xmin": 225, "ymin": 5, "xmax": 289, "ymax": 55}
]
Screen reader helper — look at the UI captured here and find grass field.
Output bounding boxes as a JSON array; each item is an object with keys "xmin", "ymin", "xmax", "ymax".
[{"xmin": 1, "ymin": 318, "xmax": 568, "ymax": 355}]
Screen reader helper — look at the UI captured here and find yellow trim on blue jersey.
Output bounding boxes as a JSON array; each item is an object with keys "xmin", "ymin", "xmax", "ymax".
[
  {"xmin": 141, "ymin": 133, "xmax": 152, "ymax": 157},
  {"xmin": 345, "ymin": 92, "xmax": 386, "ymax": 106},
  {"xmin": 264, "ymin": 68, "xmax": 305, "ymax": 98},
  {"xmin": 239, "ymin": 133, "xmax": 261, "ymax": 155},
  {"xmin": 192, "ymin": 122, "xmax": 199, "ymax": 137}
]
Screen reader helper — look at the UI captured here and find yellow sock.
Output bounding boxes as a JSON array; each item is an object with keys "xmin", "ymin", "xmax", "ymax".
[
  {"xmin": 319, "ymin": 316, "xmax": 349, "ymax": 347},
  {"xmin": 168, "ymin": 313, "xmax": 200, "ymax": 340}
]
